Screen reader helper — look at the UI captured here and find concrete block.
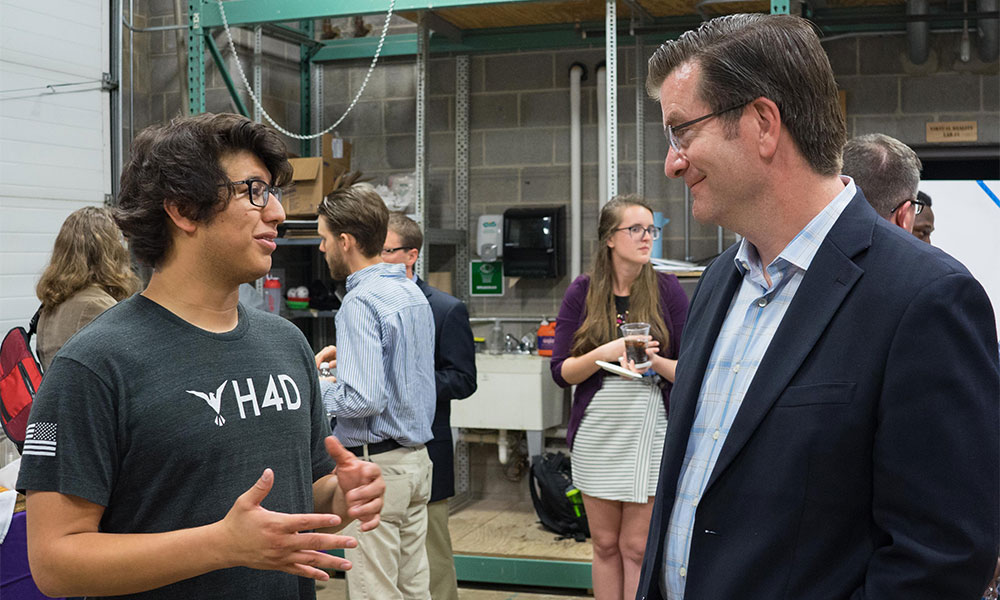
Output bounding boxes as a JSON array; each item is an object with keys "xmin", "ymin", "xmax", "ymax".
[
  {"xmin": 163, "ymin": 91, "xmax": 183, "ymax": 121},
  {"xmin": 984, "ymin": 75, "xmax": 999, "ymax": 112},
  {"xmin": 384, "ymin": 99, "xmax": 416, "ymax": 134},
  {"xmin": 552, "ymin": 126, "xmax": 576, "ymax": 165},
  {"xmin": 617, "ymin": 86, "xmax": 637, "ymax": 126},
  {"xmin": 520, "ymin": 166, "xmax": 570, "ymax": 204},
  {"xmin": 151, "ymin": 55, "xmax": 178, "ymax": 95},
  {"xmin": 147, "ymin": 0, "xmax": 176, "ymax": 18},
  {"xmin": 853, "ymin": 115, "xmax": 929, "ymax": 147},
  {"xmin": 470, "ymin": 132, "xmax": 484, "ymax": 167},
  {"xmin": 427, "ymin": 170, "xmax": 455, "ymax": 229},
  {"xmin": 902, "ymin": 74, "xmax": 980, "ymax": 113},
  {"xmin": 429, "ymin": 58, "xmax": 456, "ymax": 95},
  {"xmin": 618, "ymin": 124, "xmax": 636, "ymax": 162},
  {"xmin": 484, "ymin": 53, "xmax": 553, "ymax": 91},
  {"xmin": 352, "ymin": 137, "xmax": 388, "ymax": 172},
  {"xmin": 470, "ymin": 168, "xmax": 519, "ymax": 205},
  {"xmin": 385, "ymin": 134, "xmax": 416, "ymax": 170},
  {"xmin": 429, "ymin": 97, "xmax": 451, "ymax": 133},
  {"xmin": 324, "ymin": 101, "xmax": 381, "ymax": 137},
  {"xmin": 644, "ymin": 122, "xmax": 669, "ymax": 167},
  {"xmin": 323, "ymin": 65, "xmax": 352, "ymax": 105},
  {"xmin": 644, "ymin": 95, "xmax": 664, "ymax": 123},
  {"xmin": 483, "ymin": 129, "xmax": 554, "ymax": 166},
  {"xmin": 837, "ymin": 75, "xmax": 898, "ymax": 115},
  {"xmin": 470, "ymin": 93, "xmax": 518, "ymax": 129},
  {"xmin": 554, "ymin": 48, "xmax": 605, "ymax": 89},
  {"xmin": 521, "ymin": 91, "xmax": 570, "ymax": 128},
  {"xmin": 428, "ymin": 132, "xmax": 455, "ymax": 168},
  {"xmin": 471, "ymin": 56, "xmax": 487, "ymax": 92},
  {"xmin": 384, "ymin": 64, "xmax": 415, "ymax": 98},
  {"xmin": 348, "ymin": 65, "xmax": 387, "ymax": 100},
  {"xmin": 859, "ymin": 35, "xmax": 906, "ymax": 75},
  {"xmin": 824, "ymin": 37, "xmax": 857, "ymax": 76}
]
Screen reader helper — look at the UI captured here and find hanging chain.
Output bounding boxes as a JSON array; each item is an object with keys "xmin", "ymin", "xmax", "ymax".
[{"xmin": 215, "ymin": 0, "xmax": 396, "ymax": 140}]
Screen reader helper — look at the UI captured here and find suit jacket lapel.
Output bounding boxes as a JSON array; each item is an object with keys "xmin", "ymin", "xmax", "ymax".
[{"xmin": 702, "ymin": 193, "xmax": 876, "ymax": 494}]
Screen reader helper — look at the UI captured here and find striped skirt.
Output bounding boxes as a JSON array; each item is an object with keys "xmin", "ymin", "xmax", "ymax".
[{"xmin": 571, "ymin": 375, "xmax": 667, "ymax": 503}]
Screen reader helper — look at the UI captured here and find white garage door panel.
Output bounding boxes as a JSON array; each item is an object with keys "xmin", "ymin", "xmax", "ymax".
[
  {"xmin": 0, "ymin": 0, "xmax": 109, "ymax": 336},
  {"xmin": 1, "ymin": 140, "xmax": 104, "ymax": 170}
]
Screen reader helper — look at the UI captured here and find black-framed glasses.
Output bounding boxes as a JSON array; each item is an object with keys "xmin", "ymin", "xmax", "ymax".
[
  {"xmin": 613, "ymin": 224, "xmax": 661, "ymax": 240},
  {"xmin": 381, "ymin": 246, "xmax": 415, "ymax": 256},
  {"xmin": 667, "ymin": 102, "xmax": 750, "ymax": 153},
  {"xmin": 220, "ymin": 178, "xmax": 282, "ymax": 208},
  {"xmin": 890, "ymin": 197, "xmax": 925, "ymax": 216}
]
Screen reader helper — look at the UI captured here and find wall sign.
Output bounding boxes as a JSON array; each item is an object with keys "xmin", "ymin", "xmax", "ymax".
[
  {"xmin": 470, "ymin": 261, "xmax": 503, "ymax": 296},
  {"xmin": 926, "ymin": 121, "xmax": 978, "ymax": 143}
]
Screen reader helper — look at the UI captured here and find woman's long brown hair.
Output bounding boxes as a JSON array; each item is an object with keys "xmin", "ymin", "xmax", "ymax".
[
  {"xmin": 570, "ymin": 196, "xmax": 669, "ymax": 357},
  {"xmin": 36, "ymin": 206, "xmax": 140, "ymax": 310}
]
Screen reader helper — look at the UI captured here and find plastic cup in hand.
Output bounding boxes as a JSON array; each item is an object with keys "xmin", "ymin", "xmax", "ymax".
[{"xmin": 620, "ymin": 322, "xmax": 652, "ymax": 370}]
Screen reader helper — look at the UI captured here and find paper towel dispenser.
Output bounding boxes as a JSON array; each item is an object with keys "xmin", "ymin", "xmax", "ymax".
[{"xmin": 503, "ymin": 206, "xmax": 566, "ymax": 278}]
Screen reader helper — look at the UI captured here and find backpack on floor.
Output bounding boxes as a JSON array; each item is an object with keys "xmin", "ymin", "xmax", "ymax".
[
  {"xmin": 0, "ymin": 308, "xmax": 43, "ymax": 453},
  {"xmin": 528, "ymin": 452, "xmax": 590, "ymax": 542}
]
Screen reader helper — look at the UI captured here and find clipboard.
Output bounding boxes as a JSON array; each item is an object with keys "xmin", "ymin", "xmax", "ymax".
[{"xmin": 595, "ymin": 360, "xmax": 643, "ymax": 380}]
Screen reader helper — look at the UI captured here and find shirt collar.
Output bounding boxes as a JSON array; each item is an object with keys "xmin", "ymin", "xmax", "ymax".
[
  {"xmin": 346, "ymin": 261, "xmax": 407, "ymax": 292},
  {"xmin": 734, "ymin": 176, "xmax": 856, "ymax": 278}
]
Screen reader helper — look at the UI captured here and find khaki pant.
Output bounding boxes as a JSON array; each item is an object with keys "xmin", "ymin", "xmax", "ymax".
[
  {"xmin": 345, "ymin": 445, "xmax": 433, "ymax": 600},
  {"xmin": 425, "ymin": 499, "xmax": 459, "ymax": 600}
]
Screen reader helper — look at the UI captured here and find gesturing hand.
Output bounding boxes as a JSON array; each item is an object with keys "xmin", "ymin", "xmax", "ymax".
[
  {"xmin": 220, "ymin": 468, "xmax": 358, "ymax": 580},
  {"xmin": 326, "ymin": 437, "xmax": 385, "ymax": 532}
]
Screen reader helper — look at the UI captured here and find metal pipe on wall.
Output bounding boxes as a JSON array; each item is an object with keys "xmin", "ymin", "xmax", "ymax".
[
  {"xmin": 569, "ymin": 64, "xmax": 584, "ymax": 281},
  {"xmin": 174, "ymin": 0, "xmax": 189, "ymax": 115}
]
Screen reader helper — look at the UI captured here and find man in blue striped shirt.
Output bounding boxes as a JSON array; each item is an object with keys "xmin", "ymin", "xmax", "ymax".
[{"xmin": 315, "ymin": 174, "xmax": 436, "ymax": 600}]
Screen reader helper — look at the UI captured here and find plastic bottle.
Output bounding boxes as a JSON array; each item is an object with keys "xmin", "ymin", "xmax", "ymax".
[
  {"xmin": 319, "ymin": 361, "xmax": 335, "ymax": 377},
  {"xmin": 536, "ymin": 318, "xmax": 556, "ymax": 356},
  {"xmin": 263, "ymin": 276, "xmax": 282, "ymax": 314},
  {"xmin": 487, "ymin": 319, "xmax": 505, "ymax": 355}
]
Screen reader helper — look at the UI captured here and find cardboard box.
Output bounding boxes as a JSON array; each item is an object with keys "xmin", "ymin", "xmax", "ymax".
[
  {"xmin": 283, "ymin": 157, "xmax": 327, "ymax": 218},
  {"xmin": 282, "ymin": 135, "xmax": 352, "ymax": 218}
]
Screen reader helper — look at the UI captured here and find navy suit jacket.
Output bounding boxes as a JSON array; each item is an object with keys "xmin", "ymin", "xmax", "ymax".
[
  {"xmin": 636, "ymin": 192, "xmax": 1000, "ymax": 600},
  {"xmin": 415, "ymin": 277, "xmax": 477, "ymax": 502}
]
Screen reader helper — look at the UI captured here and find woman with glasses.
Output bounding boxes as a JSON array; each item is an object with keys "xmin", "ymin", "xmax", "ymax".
[
  {"xmin": 550, "ymin": 195, "xmax": 688, "ymax": 600},
  {"xmin": 35, "ymin": 206, "xmax": 140, "ymax": 370}
]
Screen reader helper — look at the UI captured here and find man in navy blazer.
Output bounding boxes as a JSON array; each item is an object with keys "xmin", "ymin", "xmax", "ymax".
[
  {"xmin": 640, "ymin": 14, "xmax": 999, "ymax": 600},
  {"xmin": 382, "ymin": 213, "xmax": 477, "ymax": 600}
]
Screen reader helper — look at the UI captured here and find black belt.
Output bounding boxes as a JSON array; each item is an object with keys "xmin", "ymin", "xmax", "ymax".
[{"xmin": 345, "ymin": 439, "xmax": 403, "ymax": 457}]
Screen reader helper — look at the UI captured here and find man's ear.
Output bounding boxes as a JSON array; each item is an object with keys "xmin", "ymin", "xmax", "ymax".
[
  {"xmin": 337, "ymin": 232, "xmax": 356, "ymax": 253},
  {"xmin": 893, "ymin": 202, "xmax": 916, "ymax": 232},
  {"xmin": 163, "ymin": 200, "xmax": 198, "ymax": 234},
  {"xmin": 749, "ymin": 97, "xmax": 781, "ymax": 160}
]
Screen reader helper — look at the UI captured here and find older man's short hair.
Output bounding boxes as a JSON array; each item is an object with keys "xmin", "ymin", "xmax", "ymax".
[
  {"xmin": 842, "ymin": 134, "xmax": 922, "ymax": 217},
  {"xmin": 388, "ymin": 212, "xmax": 424, "ymax": 251}
]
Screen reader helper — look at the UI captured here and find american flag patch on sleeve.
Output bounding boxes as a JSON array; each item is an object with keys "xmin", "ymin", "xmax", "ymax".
[{"xmin": 23, "ymin": 422, "xmax": 57, "ymax": 457}]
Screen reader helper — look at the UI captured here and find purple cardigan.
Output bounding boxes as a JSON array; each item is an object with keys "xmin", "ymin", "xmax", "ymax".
[{"xmin": 550, "ymin": 272, "xmax": 689, "ymax": 449}]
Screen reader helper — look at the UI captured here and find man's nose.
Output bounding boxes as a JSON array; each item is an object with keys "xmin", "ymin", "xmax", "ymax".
[
  {"xmin": 664, "ymin": 146, "xmax": 688, "ymax": 179},
  {"xmin": 263, "ymin": 193, "xmax": 286, "ymax": 224}
]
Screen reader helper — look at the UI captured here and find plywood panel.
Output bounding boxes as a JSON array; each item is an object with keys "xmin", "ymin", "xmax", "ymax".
[{"xmin": 451, "ymin": 499, "xmax": 593, "ymax": 562}]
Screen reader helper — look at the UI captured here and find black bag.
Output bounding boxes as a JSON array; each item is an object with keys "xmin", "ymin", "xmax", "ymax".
[
  {"xmin": 0, "ymin": 308, "xmax": 43, "ymax": 453},
  {"xmin": 528, "ymin": 452, "xmax": 590, "ymax": 542}
]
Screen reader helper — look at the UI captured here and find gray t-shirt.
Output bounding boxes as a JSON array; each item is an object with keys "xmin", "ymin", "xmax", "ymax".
[{"xmin": 18, "ymin": 294, "xmax": 335, "ymax": 599}]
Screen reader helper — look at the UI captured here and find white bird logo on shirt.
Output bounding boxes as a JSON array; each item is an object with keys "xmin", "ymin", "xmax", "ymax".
[{"xmin": 185, "ymin": 381, "xmax": 227, "ymax": 426}]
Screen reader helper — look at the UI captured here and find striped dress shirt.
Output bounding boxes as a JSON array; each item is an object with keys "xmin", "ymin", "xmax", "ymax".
[
  {"xmin": 662, "ymin": 178, "xmax": 857, "ymax": 599},
  {"xmin": 321, "ymin": 262, "xmax": 436, "ymax": 448}
]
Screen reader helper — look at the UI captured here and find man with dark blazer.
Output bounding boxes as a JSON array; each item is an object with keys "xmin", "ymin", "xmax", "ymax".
[
  {"xmin": 640, "ymin": 14, "xmax": 999, "ymax": 600},
  {"xmin": 382, "ymin": 213, "xmax": 477, "ymax": 600}
]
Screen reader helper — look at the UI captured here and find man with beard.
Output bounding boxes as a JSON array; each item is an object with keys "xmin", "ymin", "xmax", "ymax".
[{"xmin": 314, "ymin": 173, "xmax": 436, "ymax": 600}]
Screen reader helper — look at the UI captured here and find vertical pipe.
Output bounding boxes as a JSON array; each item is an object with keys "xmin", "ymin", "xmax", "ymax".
[
  {"xmin": 570, "ymin": 65, "xmax": 583, "ymax": 280},
  {"xmin": 605, "ymin": 0, "xmax": 618, "ymax": 204},
  {"xmin": 253, "ymin": 25, "xmax": 262, "ymax": 121},
  {"xmin": 597, "ymin": 66, "xmax": 607, "ymax": 208},
  {"xmin": 174, "ymin": 0, "xmax": 189, "ymax": 115},
  {"xmin": 129, "ymin": 0, "xmax": 134, "ymax": 134}
]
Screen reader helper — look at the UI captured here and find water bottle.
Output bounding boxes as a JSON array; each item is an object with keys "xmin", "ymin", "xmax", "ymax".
[
  {"xmin": 487, "ymin": 319, "xmax": 505, "ymax": 355},
  {"xmin": 263, "ymin": 276, "xmax": 282, "ymax": 314}
]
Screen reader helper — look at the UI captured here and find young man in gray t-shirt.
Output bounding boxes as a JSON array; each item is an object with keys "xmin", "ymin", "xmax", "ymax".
[{"xmin": 17, "ymin": 113, "xmax": 385, "ymax": 599}]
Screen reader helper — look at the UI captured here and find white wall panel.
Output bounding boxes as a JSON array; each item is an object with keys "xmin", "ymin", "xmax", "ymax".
[{"xmin": 0, "ymin": 0, "xmax": 110, "ymax": 334}]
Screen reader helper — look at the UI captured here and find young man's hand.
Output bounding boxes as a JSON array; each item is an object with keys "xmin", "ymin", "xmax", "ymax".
[
  {"xmin": 325, "ymin": 436, "xmax": 385, "ymax": 532},
  {"xmin": 218, "ymin": 468, "xmax": 357, "ymax": 580}
]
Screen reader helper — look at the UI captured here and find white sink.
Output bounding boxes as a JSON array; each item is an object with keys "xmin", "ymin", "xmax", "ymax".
[{"xmin": 450, "ymin": 354, "xmax": 565, "ymax": 431}]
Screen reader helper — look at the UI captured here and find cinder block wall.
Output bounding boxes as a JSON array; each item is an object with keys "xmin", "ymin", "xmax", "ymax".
[{"xmin": 128, "ymin": 10, "xmax": 998, "ymax": 322}]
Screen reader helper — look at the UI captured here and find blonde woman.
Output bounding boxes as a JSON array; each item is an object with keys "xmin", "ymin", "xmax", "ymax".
[
  {"xmin": 35, "ymin": 206, "xmax": 139, "ymax": 369},
  {"xmin": 550, "ymin": 196, "xmax": 688, "ymax": 600}
]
